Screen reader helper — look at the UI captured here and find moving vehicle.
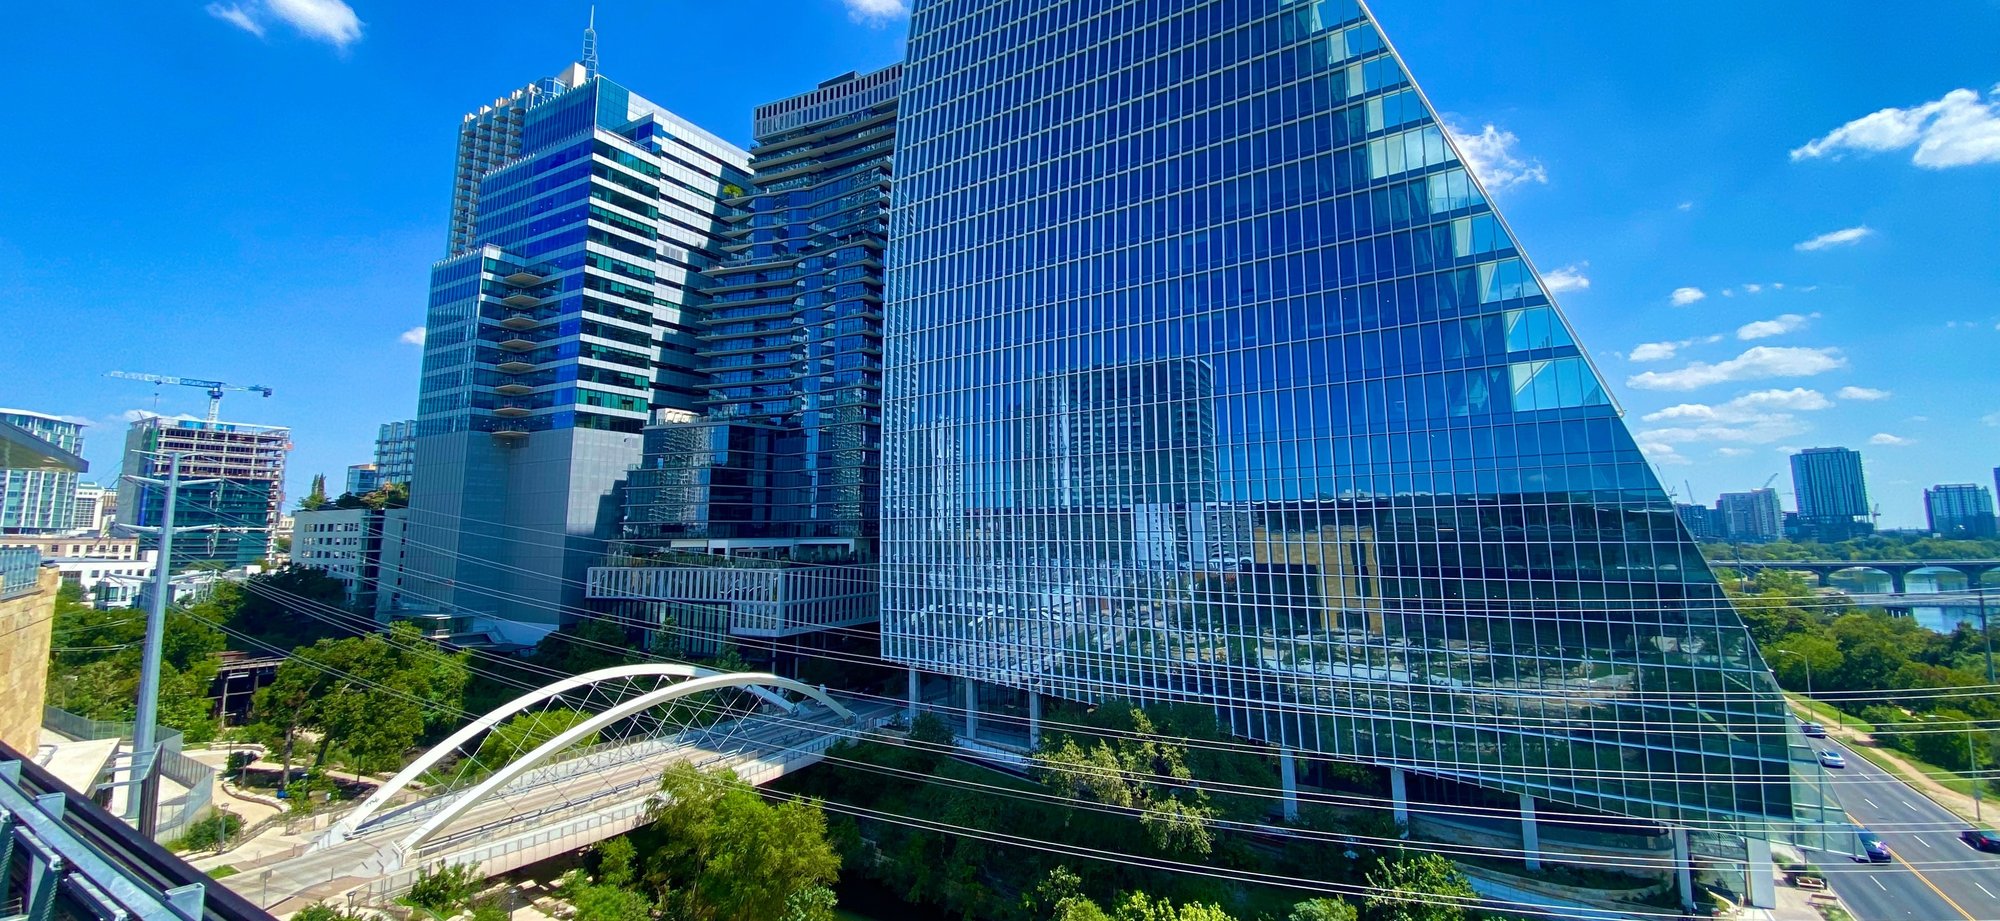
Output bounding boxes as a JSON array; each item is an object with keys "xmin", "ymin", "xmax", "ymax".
[
  {"xmin": 1817, "ymin": 750, "xmax": 1846, "ymax": 769},
  {"xmin": 1963, "ymin": 829, "xmax": 2000, "ymax": 852},
  {"xmin": 1856, "ymin": 830, "xmax": 1890, "ymax": 862},
  {"xmin": 1799, "ymin": 721, "xmax": 1826, "ymax": 738}
]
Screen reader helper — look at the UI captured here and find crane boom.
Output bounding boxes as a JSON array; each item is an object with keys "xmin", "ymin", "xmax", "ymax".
[{"xmin": 106, "ymin": 371, "xmax": 273, "ymax": 422}]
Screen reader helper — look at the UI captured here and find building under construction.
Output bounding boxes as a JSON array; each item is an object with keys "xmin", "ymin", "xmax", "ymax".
[{"xmin": 116, "ymin": 416, "xmax": 291, "ymax": 567}]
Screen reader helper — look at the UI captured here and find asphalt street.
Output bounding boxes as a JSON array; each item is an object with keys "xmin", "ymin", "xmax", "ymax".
[{"xmin": 1811, "ymin": 738, "xmax": 2000, "ymax": 921}]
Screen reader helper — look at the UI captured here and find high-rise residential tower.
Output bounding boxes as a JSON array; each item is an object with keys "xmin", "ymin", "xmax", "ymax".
[
  {"xmin": 589, "ymin": 67, "xmax": 899, "ymax": 651},
  {"xmin": 116, "ymin": 416, "xmax": 291, "ymax": 566},
  {"xmin": 880, "ymin": 0, "xmax": 1837, "ymax": 905},
  {"xmin": 1789, "ymin": 446, "xmax": 1870, "ymax": 541},
  {"xmin": 400, "ymin": 53, "xmax": 750, "ymax": 643},
  {"xmin": 373, "ymin": 419, "xmax": 416, "ymax": 487},
  {"xmin": 1717, "ymin": 488, "xmax": 1784, "ymax": 544},
  {"xmin": 1924, "ymin": 483, "xmax": 1997, "ymax": 539},
  {"xmin": 0, "ymin": 409, "xmax": 83, "ymax": 535}
]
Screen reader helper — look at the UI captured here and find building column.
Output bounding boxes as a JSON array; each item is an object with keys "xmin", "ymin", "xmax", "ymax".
[
  {"xmin": 964, "ymin": 678, "xmax": 979, "ymax": 740},
  {"xmin": 1673, "ymin": 828, "xmax": 1694, "ymax": 912},
  {"xmin": 1280, "ymin": 749, "xmax": 1300, "ymax": 821},
  {"xmin": 1520, "ymin": 793, "xmax": 1540, "ymax": 871},
  {"xmin": 1745, "ymin": 837, "xmax": 1775, "ymax": 909},
  {"xmin": 906, "ymin": 667, "xmax": 919, "ymax": 723},
  {"xmin": 1027, "ymin": 691, "xmax": 1042, "ymax": 750},
  {"xmin": 1390, "ymin": 768, "xmax": 1409, "ymax": 832}
]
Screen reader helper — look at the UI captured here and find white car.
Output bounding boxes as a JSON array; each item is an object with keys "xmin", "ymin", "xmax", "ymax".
[{"xmin": 1818, "ymin": 750, "xmax": 1847, "ymax": 769}]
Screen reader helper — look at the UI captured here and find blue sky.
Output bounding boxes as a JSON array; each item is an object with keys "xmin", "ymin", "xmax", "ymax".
[{"xmin": 1, "ymin": 1, "xmax": 1995, "ymax": 527}]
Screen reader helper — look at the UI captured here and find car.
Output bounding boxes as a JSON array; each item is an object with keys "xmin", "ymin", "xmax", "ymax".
[
  {"xmin": 1818, "ymin": 750, "xmax": 1846, "ymax": 769},
  {"xmin": 1856, "ymin": 830, "xmax": 1890, "ymax": 862},
  {"xmin": 1800, "ymin": 721, "xmax": 1827, "ymax": 738},
  {"xmin": 1964, "ymin": 829, "xmax": 2000, "ymax": 852}
]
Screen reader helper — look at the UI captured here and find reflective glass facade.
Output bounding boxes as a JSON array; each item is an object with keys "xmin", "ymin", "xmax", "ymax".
[
  {"xmin": 0, "ymin": 409, "xmax": 82, "ymax": 535},
  {"xmin": 882, "ymin": 0, "xmax": 1837, "ymax": 839}
]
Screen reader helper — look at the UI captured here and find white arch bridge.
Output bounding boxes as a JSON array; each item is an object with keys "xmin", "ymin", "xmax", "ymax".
[{"xmin": 233, "ymin": 665, "xmax": 894, "ymax": 913}]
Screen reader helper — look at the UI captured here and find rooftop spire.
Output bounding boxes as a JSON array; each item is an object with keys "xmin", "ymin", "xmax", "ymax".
[{"xmin": 581, "ymin": 6, "xmax": 599, "ymax": 80}]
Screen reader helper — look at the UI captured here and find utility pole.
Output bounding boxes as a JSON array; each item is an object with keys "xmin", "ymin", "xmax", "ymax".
[{"xmin": 121, "ymin": 452, "xmax": 217, "ymax": 822}]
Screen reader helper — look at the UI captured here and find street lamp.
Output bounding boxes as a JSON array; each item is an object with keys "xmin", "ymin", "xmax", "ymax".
[{"xmin": 1770, "ymin": 648, "xmax": 1822, "ymax": 728}]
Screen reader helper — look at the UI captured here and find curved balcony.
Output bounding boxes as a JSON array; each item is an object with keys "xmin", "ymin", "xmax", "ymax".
[
  {"xmin": 494, "ymin": 359, "xmax": 537, "ymax": 374},
  {"xmin": 500, "ymin": 292, "xmax": 544, "ymax": 308},
  {"xmin": 497, "ymin": 336, "xmax": 538, "ymax": 351},
  {"xmin": 493, "ymin": 382, "xmax": 534, "ymax": 395}
]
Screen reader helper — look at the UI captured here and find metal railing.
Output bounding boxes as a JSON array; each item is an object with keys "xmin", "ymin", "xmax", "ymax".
[
  {"xmin": 0, "ymin": 547, "xmax": 42, "ymax": 599},
  {"xmin": 41, "ymin": 707, "xmax": 216, "ymax": 842}
]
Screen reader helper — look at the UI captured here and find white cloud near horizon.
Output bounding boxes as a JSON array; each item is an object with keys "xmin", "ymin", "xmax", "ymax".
[
  {"xmin": 1444, "ymin": 122, "xmax": 1547, "ymax": 191},
  {"xmin": 399, "ymin": 326, "xmax": 426, "ymax": 346},
  {"xmin": 1837, "ymin": 386, "xmax": 1891, "ymax": 401},
  {"xmin": 1642, "ymin": 388, "xmax": 1833, "ymax": 425},
  {"xmin": 1736, "ymin": 312, "xmax": 1817, "ymax": 340},
  {"xmin": 1541, "ymin": 264, "xmax": 1589, "ymax": 294},
  {"xmin": 843, "ymin": 0, "xmax": 911, "ymax": 24},
  {"xmin": 1795, "ymin": 226, "xmax": 1876, "ymax": 252},
  {"xmin": 1869, "ymin": 433, "xmax": 1913, "ymax": 446},
  {"xmin": 1791, "ymin": 84, "xmax": 2000, "ymax": 169},
  {"xmin": 1628, "ymin": 334, "xmax": 1722, "ymax": 364},
  {"xmin": 206, "ymin": 0, "xmax": 363, "ymax": 47},
  {"xmin": 1637, "ymin": 441, "xmax": 1691, "ymax": 466},
  {"xmin": 1626, "ymin": 346, "xmax": 1847, "ymax": 391},
  {"xmin": 1670, "ymin": 287, "xmax": 1707, "ymax": 307}
]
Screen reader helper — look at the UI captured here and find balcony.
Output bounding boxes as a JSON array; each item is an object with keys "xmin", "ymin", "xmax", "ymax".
[
  {"xmin": 493, "ymin": 382, "xmax": 535, "ymax": 395},
  {"xmin": 502, "ymin": 269, "xmax": 546, "ymax": 286},
  {"xmin": 492, "ymin": 426, "xmax": 530, "ymax": 442},
  {"xmin": 497, "ymin": 337, "xmax": 538, "ymax": 351},
  {"xmin": 499, "ymin": 314, "xmax": 543, "ymax": 330},
  {"xmin": 500, "ymin": 292, "xmax": 543, "ymax": 308},
  {"xmin": 494, "ymin": 359, "xmax": 537, "ymax": 373},
  {"xmin": 493, "ymin": 402, "xmax": 535, "ymax": 418}
]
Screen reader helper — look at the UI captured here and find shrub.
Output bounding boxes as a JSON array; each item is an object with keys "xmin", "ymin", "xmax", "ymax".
[
  {"xmin": 171, "ymin": 810, "xmax": 244, "ymax": 853},
  {"xmin": 406, "ymin": 862, "xmax": 483, "ymax": 915}
]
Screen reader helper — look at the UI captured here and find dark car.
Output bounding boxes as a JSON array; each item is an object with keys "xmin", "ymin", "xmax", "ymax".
[
  {"xmin": 1800, "ymin": 721, "xmax": 1827, "ymax": 738},
  {"xmin": 1964, "ymin": 829, "xmax": 2000, "ymax": 852},
  {"xmin": 1856, "ymin": 830, "xmax": 1890, "ymax": 862}
]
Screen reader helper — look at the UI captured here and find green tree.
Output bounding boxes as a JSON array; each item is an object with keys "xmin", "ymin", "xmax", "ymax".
[
  {"xmin": 298, "ymin": 474, "xmax": 330, "ymax": 511},
  {"xmin": 1035, "ymin": 705, "xmax": 1221, "ymax": 858},
  {"xmin": 638, "ymin": 763, "xmax": 841, "ymax": 921},
  {"xmin": 471, "ymin": 708, "xmax": 598, "ymax": 774},
  {"xmin": 1363, "ymin": 854, "xmax": 1476, "ymax": 921},
  {"xmin": 1290, "ymin": 899, "xmax": 1359, "ymax": 921},
  {"xmin": 249, "ymin": 624, "xmax": 469, "ymax": 777}
]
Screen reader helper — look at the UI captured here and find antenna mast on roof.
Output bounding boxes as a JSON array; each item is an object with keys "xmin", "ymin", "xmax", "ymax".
[{"xmin": 582, "ymin": 6, "xmax": 600, "ymax": 80}]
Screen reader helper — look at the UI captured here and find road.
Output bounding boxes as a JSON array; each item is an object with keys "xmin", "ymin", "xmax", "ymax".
[{"xmin": 1811, "ymin": 737, "xmax": 2000, "ymax": 921}]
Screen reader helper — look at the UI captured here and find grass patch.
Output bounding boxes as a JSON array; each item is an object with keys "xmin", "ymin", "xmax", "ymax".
[
  {"xmin": 1782, "ymin": 693, "xmax": 1865, "ymax": 731},
  {"xmin": 1785, "ymin": 694, "xmax": 1986, "ymax": 820},
  {"xmin": 208, "ymin": 865, "xmax": 239, "ymax": 879}
]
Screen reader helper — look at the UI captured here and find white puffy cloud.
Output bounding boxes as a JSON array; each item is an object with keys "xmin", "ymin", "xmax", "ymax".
[
  {"xmin": 843, "ymin": 0, "xmax": 911, "ymax": 24},
  {"xmin": 1541, "ymin": 264, "xmax": 1590, "ymax": 294},
  {"xmin": 1443, "ymin": 122, "xmax": 1547, "ymax": 191},
  {"xmin": 1628, "ymin": 334, "xmax": 1723, "ymax": 363},
  {"xmin": 1670, "ymin": 287, "xmax": 1707, "ymax": 307},
  {"xmin": 1837, "ymin": 386, "xmax": 1891, "ymax": 401},
  {"xmin": 1641, "ymin": 388, "xmax": 1832, "ymax": 424},
  {"xmin": 1868, "ymin": 433, "xmax": 1913, "ymax": 446},
  {"xmin": 205, "ymin": 3, "xmax": 265, "ymax": 36},
  {"xmin": 1715, "ymin": 447, "xmax": 1753, "ymax": 458},
  {"xmin": 1637, "ymin": 441, "xmax": 1691, "ymax": 466},
  {"xmin": 1983, "ymin": 411, "xmax": 2000, "ymax": 427},
  {"xmin": 1736, "ymin": 312, "xmax": 1817, "ymax": 340},
  {"xmin": 206, "ymin": 0, "xmax": 363, "ymax": 47},
  {"xmin": 399, "ymin": 326, "xmax": 426, "ymax": 346},
  {"xmin": 1791, "ymin": 85, "xmax": 2000, "ymax": 169},
  {"xmin": 1626, "ymin": 346, "xmax": 1847, "ymax": 391},
  {"xmin": 1794, "ymin": 226, "xmax": 1876, "ymax": 252}
]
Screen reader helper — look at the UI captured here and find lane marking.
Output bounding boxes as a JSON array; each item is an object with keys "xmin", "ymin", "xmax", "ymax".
[
  {"xmin": 1913, "ymin": 836, "xmax": 1931, "ymax": 848},
  {"xmin": 1872, "ymin": 876, "xmax": 1888, "ymax": 891},
  {"xmin": 1977, "ymin": 882, "xmax": 1996, "ymax": 899},
  {"xmin": 1893, "ymin": 854, "xmax": 1976, "ymax": 921},
  {"xmin": 1904, "ymin": 800, "xmax": 1918, "ymax": 810},
  {"xmin": 1864, "ymin": 797, "xmax": 1879, "ymax": 808}
]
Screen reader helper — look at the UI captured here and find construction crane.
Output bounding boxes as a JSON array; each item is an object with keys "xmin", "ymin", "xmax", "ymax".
[{"xmin": 106, "ymin": 372, "xmax": 273, "ymax": 422}]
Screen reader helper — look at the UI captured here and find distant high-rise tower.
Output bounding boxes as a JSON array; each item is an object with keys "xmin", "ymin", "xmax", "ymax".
[
  {"xmin": 402, "ymin": 57, "xmax": 750, "ymax": 643},
  {"xmin": 373, "ymin": 419, "xmax": 416, "ymax": 487},
  {"xmin": 116, "ymin": 416, "xmax": 291, "ymax": 566},
  {"xmin": 880, "ymin": 0, "xmax": 1838, "ymax": 900},
  {"xmin": 1925, "ymin": 483, "xmax": 1996, "ymax": 539},
  {"xmin": 1789, "ymin": 447, "xmax": 1870, "ymax": 541},
  {"xmin": 444, "ymin": 69, "xmax": 587, "ymax": 257},
  {"xmin": 0, "ymin": 409, "xmax": 83, "ymax": 535},
  {"xmin": 1717, "ymin": 488, "xmax": 1785, "ymax": 543}
]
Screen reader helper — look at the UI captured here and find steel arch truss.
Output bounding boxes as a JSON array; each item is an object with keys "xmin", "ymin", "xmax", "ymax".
[{"xmin": 316, "ymin": 664, "xmax": 853, "ymax": 853}]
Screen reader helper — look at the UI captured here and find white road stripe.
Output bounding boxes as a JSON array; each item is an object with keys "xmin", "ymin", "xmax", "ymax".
[
  {"xmin": 1913, "ymin": 836, "xmax": 1931, "ymax": 848},
  {"xmin": 1977, "ymin": 882, "xmax": 1996, "ymax": 898},
  {"xmin": 1872, "ymin": 876, "xmax": 1888, "ymax": 891},
  {"xmin": 1864, "ymin": 797, "xmax": 1879, "ymax": 808},
  {"xmin": 1903, "ymin": 800, "xmax": 1918, "ymax": 810}
]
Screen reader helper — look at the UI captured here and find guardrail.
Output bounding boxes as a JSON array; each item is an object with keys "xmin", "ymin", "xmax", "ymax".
[{"xmin": 41, "ymin": 707, "xmax": 216, "ymax": 842}]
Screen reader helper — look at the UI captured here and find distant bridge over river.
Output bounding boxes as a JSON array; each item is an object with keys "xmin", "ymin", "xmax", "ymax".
[{"xmin": 1708, "ymin": 559, "xmax": 1999, "ymax": 596}]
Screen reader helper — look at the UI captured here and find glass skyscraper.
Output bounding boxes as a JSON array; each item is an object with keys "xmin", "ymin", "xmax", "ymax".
[
  {"xmin": 401, "ymin": 58, "xmax": 750, "ymax": 641},
  {"xmin": 881, "ymin": 0, "xmax": 1839, "ymax": 886},
  {"xmin": 0, "ymin": 409, "xmax": 82, "ymax": 535},
  {"xmin": 1788, "ymin": 446, "xmax": 1870, "ymax": 541}
]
